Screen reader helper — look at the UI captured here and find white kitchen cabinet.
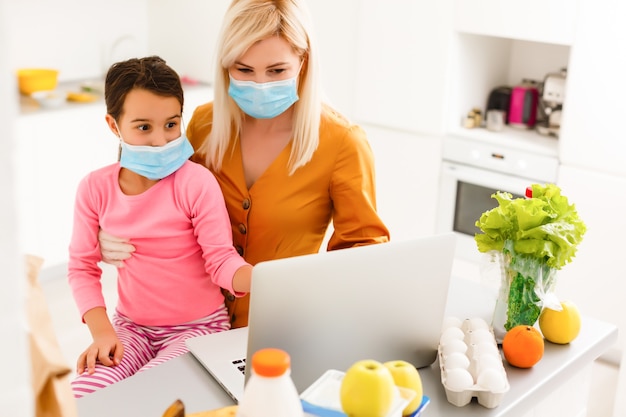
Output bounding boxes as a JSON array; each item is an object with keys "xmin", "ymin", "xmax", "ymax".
[
  {"xmin": 307, "ymin": 0, "xmax": 360, "ymax": 120},
  {"xmin": 353, "ymin": 0, "xmax": 453, "ymax": 135},
  {"xmin": 453, "ymin": 0, "xmax": 578, "ymax": 46},
  {"xmin": 556, "ymin": 164, "xmax": 626, "ymax": 357},
  {"xmin": 15, "ymin": 103, "xmax": 117, "ymax": 275},
  {"xmin": 558, "ymin": 0, "xmax": 626, "ymax": 177},
  {"xmin": 350, "ymin": 1, "xmax": 452, "ymax": 239},
  {"xmin": 362, "ymin": 124, "xmax": 442, "ymax": 241}
]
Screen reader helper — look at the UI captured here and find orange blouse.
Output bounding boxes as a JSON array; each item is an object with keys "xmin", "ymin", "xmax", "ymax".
[{"xmin": 187, "ymin": 102, "xmax": 390, "ymax": 328}]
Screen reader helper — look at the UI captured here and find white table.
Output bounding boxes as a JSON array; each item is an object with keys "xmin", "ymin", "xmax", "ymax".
[{"xmin": 77, "ymin": 278, "xmax": 618, "ymax": 417}]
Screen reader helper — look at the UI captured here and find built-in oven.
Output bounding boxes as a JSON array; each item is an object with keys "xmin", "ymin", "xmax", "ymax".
[{"xmin": 436, "ymin": 135, "xmax": 560, "ymax": 280}]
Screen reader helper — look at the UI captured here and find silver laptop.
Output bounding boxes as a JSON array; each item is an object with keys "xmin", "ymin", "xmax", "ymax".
[{"xmin": 186, "ymin": 233, "xmax": 456, "ymax": 402}]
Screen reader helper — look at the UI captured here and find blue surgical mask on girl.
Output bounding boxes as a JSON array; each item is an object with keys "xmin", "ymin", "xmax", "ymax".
[
  {"xmin": 117, "ymin": 126, "xmax": 194, "ymax": 180},
  {"xmin": 228, "ymin": 74, "xmax": 299, "ymax": 119}
]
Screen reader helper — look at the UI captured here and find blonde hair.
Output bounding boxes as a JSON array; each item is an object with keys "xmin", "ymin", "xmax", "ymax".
[{"xmin": 205, "ymin": 0, "xmax": 322, "ymax": 175}]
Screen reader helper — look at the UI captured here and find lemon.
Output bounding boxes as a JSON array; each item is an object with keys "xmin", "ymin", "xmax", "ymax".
[{"xmin": 539, "ymin": 300, "xmax": 581, "ymax": 344}]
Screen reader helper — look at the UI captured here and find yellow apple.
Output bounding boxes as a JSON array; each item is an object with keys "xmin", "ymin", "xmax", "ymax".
[
  {"xmin": 539, "ymin": 300, "xmax": 582, "ymax": 344},
  {"xmin": 383, "ymin": 360, "xmax": 423, "ymax": 416},
  {"xmin": 340, "ymin": 359, "xmax": 395, "ymax": 417}
]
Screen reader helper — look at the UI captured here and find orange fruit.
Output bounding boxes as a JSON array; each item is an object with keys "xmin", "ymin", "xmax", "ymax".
[
  {"xmin": 539, "ymin": 301, "xmax": 581, "ymax": 344},
  {"xmin": 502, "ymin": 325, "xmax": 544, "ymax": 368}
]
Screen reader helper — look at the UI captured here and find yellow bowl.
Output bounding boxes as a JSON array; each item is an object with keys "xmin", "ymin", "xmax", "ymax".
[{"xmin": 17, "ymin": 68, "xmax": 59, "ymax": 95}]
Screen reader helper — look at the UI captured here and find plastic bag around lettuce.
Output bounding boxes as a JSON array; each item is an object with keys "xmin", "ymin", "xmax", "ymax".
[{"xmin": 491, "ymin": 242, "xmax": 562, "ymax": 340}]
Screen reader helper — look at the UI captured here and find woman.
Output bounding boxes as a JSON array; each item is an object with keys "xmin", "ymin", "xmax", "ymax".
[{"xmin": 100, "ymin": 0, "xmax": 389, "ymax": 328}]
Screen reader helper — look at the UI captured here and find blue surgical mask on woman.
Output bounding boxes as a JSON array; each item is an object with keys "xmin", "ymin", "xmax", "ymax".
[
  {"xmin": 228, "ymin": 75, "xmax": 299, "ymax": 119},
  {"xmin": 118, "ymin": 130, "xmax": 194, "ymax": 180}
]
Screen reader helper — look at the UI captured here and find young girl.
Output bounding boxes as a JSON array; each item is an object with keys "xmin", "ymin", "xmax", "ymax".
[{"xmin": 68, "ymin": 56, "xmax": 252, "ymax": 398}]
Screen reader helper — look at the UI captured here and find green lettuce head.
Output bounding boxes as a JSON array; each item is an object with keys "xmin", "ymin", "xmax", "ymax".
[{"xmin": 474, "ymin": 183, "xmax": 587, "ymax": 269}]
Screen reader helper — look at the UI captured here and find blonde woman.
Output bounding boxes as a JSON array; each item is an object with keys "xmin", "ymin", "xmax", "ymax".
[{"xmin": 99, "ymin": 0, "xmax": 389, "ymax": 328}]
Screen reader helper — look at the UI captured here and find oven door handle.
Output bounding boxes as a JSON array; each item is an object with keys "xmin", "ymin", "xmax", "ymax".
[{"xmin": 440, "ymin": 161, "xmax": 537, "ymax": 192}]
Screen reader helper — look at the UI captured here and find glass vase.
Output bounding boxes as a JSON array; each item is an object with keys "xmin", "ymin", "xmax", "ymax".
[{"xmin": 491, "ymin": 241, "xmax": 558, "ymax": 343}]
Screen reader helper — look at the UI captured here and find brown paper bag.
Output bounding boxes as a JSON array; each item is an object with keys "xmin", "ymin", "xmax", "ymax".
[{"xmin": 25, "ymin": 255, "xmax": 78, "ymax": 417}]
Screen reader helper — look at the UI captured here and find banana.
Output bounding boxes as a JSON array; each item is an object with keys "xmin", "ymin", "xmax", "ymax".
[
  {"xmin": 186, "ymin": 405, "xmax": 238, "ymax": 417},
  {"xmin": 66, "ymin": 91, "xmax": 98, "ymax": 103},
  {"xmin": 162, "ymin": 399, "xmax": 185, "ymax": 417}
]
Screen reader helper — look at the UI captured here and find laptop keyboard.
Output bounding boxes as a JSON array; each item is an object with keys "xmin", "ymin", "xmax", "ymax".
[{"xmin": 232, "ymin": 358, "xmax": 246, "ymax": 375}]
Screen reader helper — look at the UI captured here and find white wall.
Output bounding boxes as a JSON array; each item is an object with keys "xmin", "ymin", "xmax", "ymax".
[
  {"xmin": 146, "ymin": 0, "xmax": 229, "ymax": 84},
  {"xmin": 307, "ymin": 0, "xmax": 359, "ymax": 118},
  {"xmin": 1, "ymin": 0, "xmax": 33, "ymax": 413},
  {"xmin": 6, "ymin": 0, "xmax": 149, "ymax": 81}
]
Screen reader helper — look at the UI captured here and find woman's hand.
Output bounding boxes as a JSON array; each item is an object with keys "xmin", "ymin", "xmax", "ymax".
[{"xmin": 98, "ymin": 228, "xmax": 135, "ymax": 267}]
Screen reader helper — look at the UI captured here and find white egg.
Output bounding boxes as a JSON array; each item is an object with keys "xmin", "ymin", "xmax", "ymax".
[
  {"xmin": 442, "ymin": 316, "xmax": 463, "ymax": 330},
  {"xmin": 444, "ymin": 352, "xmax": 471, "ymax": 370},
  {"xmin": 444, "ymin": 368, "xmax": 474, "ymax": 391},
  {"xmin": 467, "ymin": 317, "xmax": 490, "ymax": 331},
  {"xmin": 460, "ymin": 318, "xmax": 473, "ymax": 332},
  {"xmin": 467, "ymin": 328, "xmax": 494, "ymax": 344},
  {"xmin": 475, "ymin": 354, "xmax": 505, "ymax": 378},
  {"xmin": 440, "ymin": 326, "xmax": 466, "ymax": 345},
  {"xmin": 477, "ymin": 352, "xmax": 503, "ymax": 366},
  {"xmin": 441, "ymin": 338, "xmax": 468, "ymax": 356},
  {"xmin": 471, "ymin": 341, "xmax": 500, "ymax": 357},
  {"xmin": 477, "ymin": 368, "xmax": 507, "ymax": 391}
]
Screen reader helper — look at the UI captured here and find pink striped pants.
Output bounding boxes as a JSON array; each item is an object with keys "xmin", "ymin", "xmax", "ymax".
[{"xmin": 71, "ymin": 304, "xmax": 230, "ymax": 398}]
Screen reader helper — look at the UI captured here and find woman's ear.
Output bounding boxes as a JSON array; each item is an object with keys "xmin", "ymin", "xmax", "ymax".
[{"xmin": 105, "ymin": 114, "xmax": 120, "ymax": 137}]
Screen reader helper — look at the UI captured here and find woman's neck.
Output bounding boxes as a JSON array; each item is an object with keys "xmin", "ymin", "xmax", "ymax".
[{"xmin": 242, "ymin": 107, "xmax": 294, "ymax": 135}]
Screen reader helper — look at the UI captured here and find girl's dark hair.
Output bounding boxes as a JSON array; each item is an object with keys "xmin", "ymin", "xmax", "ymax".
[{"xmin": 104, "ymin": 55, "xmax": 184, "ymax": 121}]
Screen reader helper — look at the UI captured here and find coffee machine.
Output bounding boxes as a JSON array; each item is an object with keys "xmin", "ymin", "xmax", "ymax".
[{"xmin": 537, "ymin": 68, "xmax": 567, "ymax": 137}]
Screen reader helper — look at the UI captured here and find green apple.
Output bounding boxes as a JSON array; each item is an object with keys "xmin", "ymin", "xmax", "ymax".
[
  {"xmin": 383, "ymin": 360, "xmax": 423, "ymax": 416},
  {"xmin": 340, "ymin": 359, "xmax": 395, "ymax": 417}
]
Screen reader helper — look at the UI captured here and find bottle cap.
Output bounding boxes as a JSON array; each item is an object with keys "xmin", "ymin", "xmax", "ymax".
[
  {"xmin": 251, "ymin": 348, "xmax": 290, "ymax": 377},
  {"xmin": 525, "ymin": 186, "xmax": 533, "ymax": 198}
]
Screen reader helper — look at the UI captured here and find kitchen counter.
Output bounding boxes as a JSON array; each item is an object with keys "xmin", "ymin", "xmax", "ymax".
[
  {"xmin": 76, "ymin": 277, "xmax": 618, "ymax": 417},
  {"xmin": 18, "ymin": 79, "xmax": 211, "ymax": 115}
]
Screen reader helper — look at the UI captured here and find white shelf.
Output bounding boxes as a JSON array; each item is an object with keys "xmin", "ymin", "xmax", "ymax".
[
  {"xmin": 446, "ymin": 33, "xmax": 571, "ymax": 130},
  {"xmin": 445, "ymin": 22, "xmax": 570, "ymax": 165},
  {"xmin": 448, "ymin": 125, "xmax": 559, "ymax": 158}
]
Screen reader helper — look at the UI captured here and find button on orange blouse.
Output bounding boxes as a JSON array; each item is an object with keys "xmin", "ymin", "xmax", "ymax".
[{"xmin": 187, "ymin": 102, "xmax": 390, "ymax": 328}]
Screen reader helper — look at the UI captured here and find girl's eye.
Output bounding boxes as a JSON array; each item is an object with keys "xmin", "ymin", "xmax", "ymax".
[
  {"xmin": 137, "ymin": 124, "xmax": 150, "ymax": 131},
  {"xmin": 166, "ymin": 122, "xmax": 177, "ymax": 129}
]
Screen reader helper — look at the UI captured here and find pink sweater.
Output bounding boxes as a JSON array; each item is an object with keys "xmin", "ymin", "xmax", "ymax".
[{"xmin": 68, "ymin": 161, "xmax": 249, "ymax": 326}]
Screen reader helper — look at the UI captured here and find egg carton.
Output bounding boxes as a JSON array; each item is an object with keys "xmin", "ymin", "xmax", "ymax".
[{"xmin": 438, "ymin": 317, "xmax": 510, "ymax": 408}]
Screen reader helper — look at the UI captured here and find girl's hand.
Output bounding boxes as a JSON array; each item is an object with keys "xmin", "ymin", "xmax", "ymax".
[
  {"xmin": 98, "ymin": 228, "xmax": 135, "ymax": 267},
  {"xmin": 79, "ymin": 307, "xmax": 124, "ymax": 375},
  {"xmin": 76, "ymin": 332, "xmax": 124, "ymax": 375}
]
